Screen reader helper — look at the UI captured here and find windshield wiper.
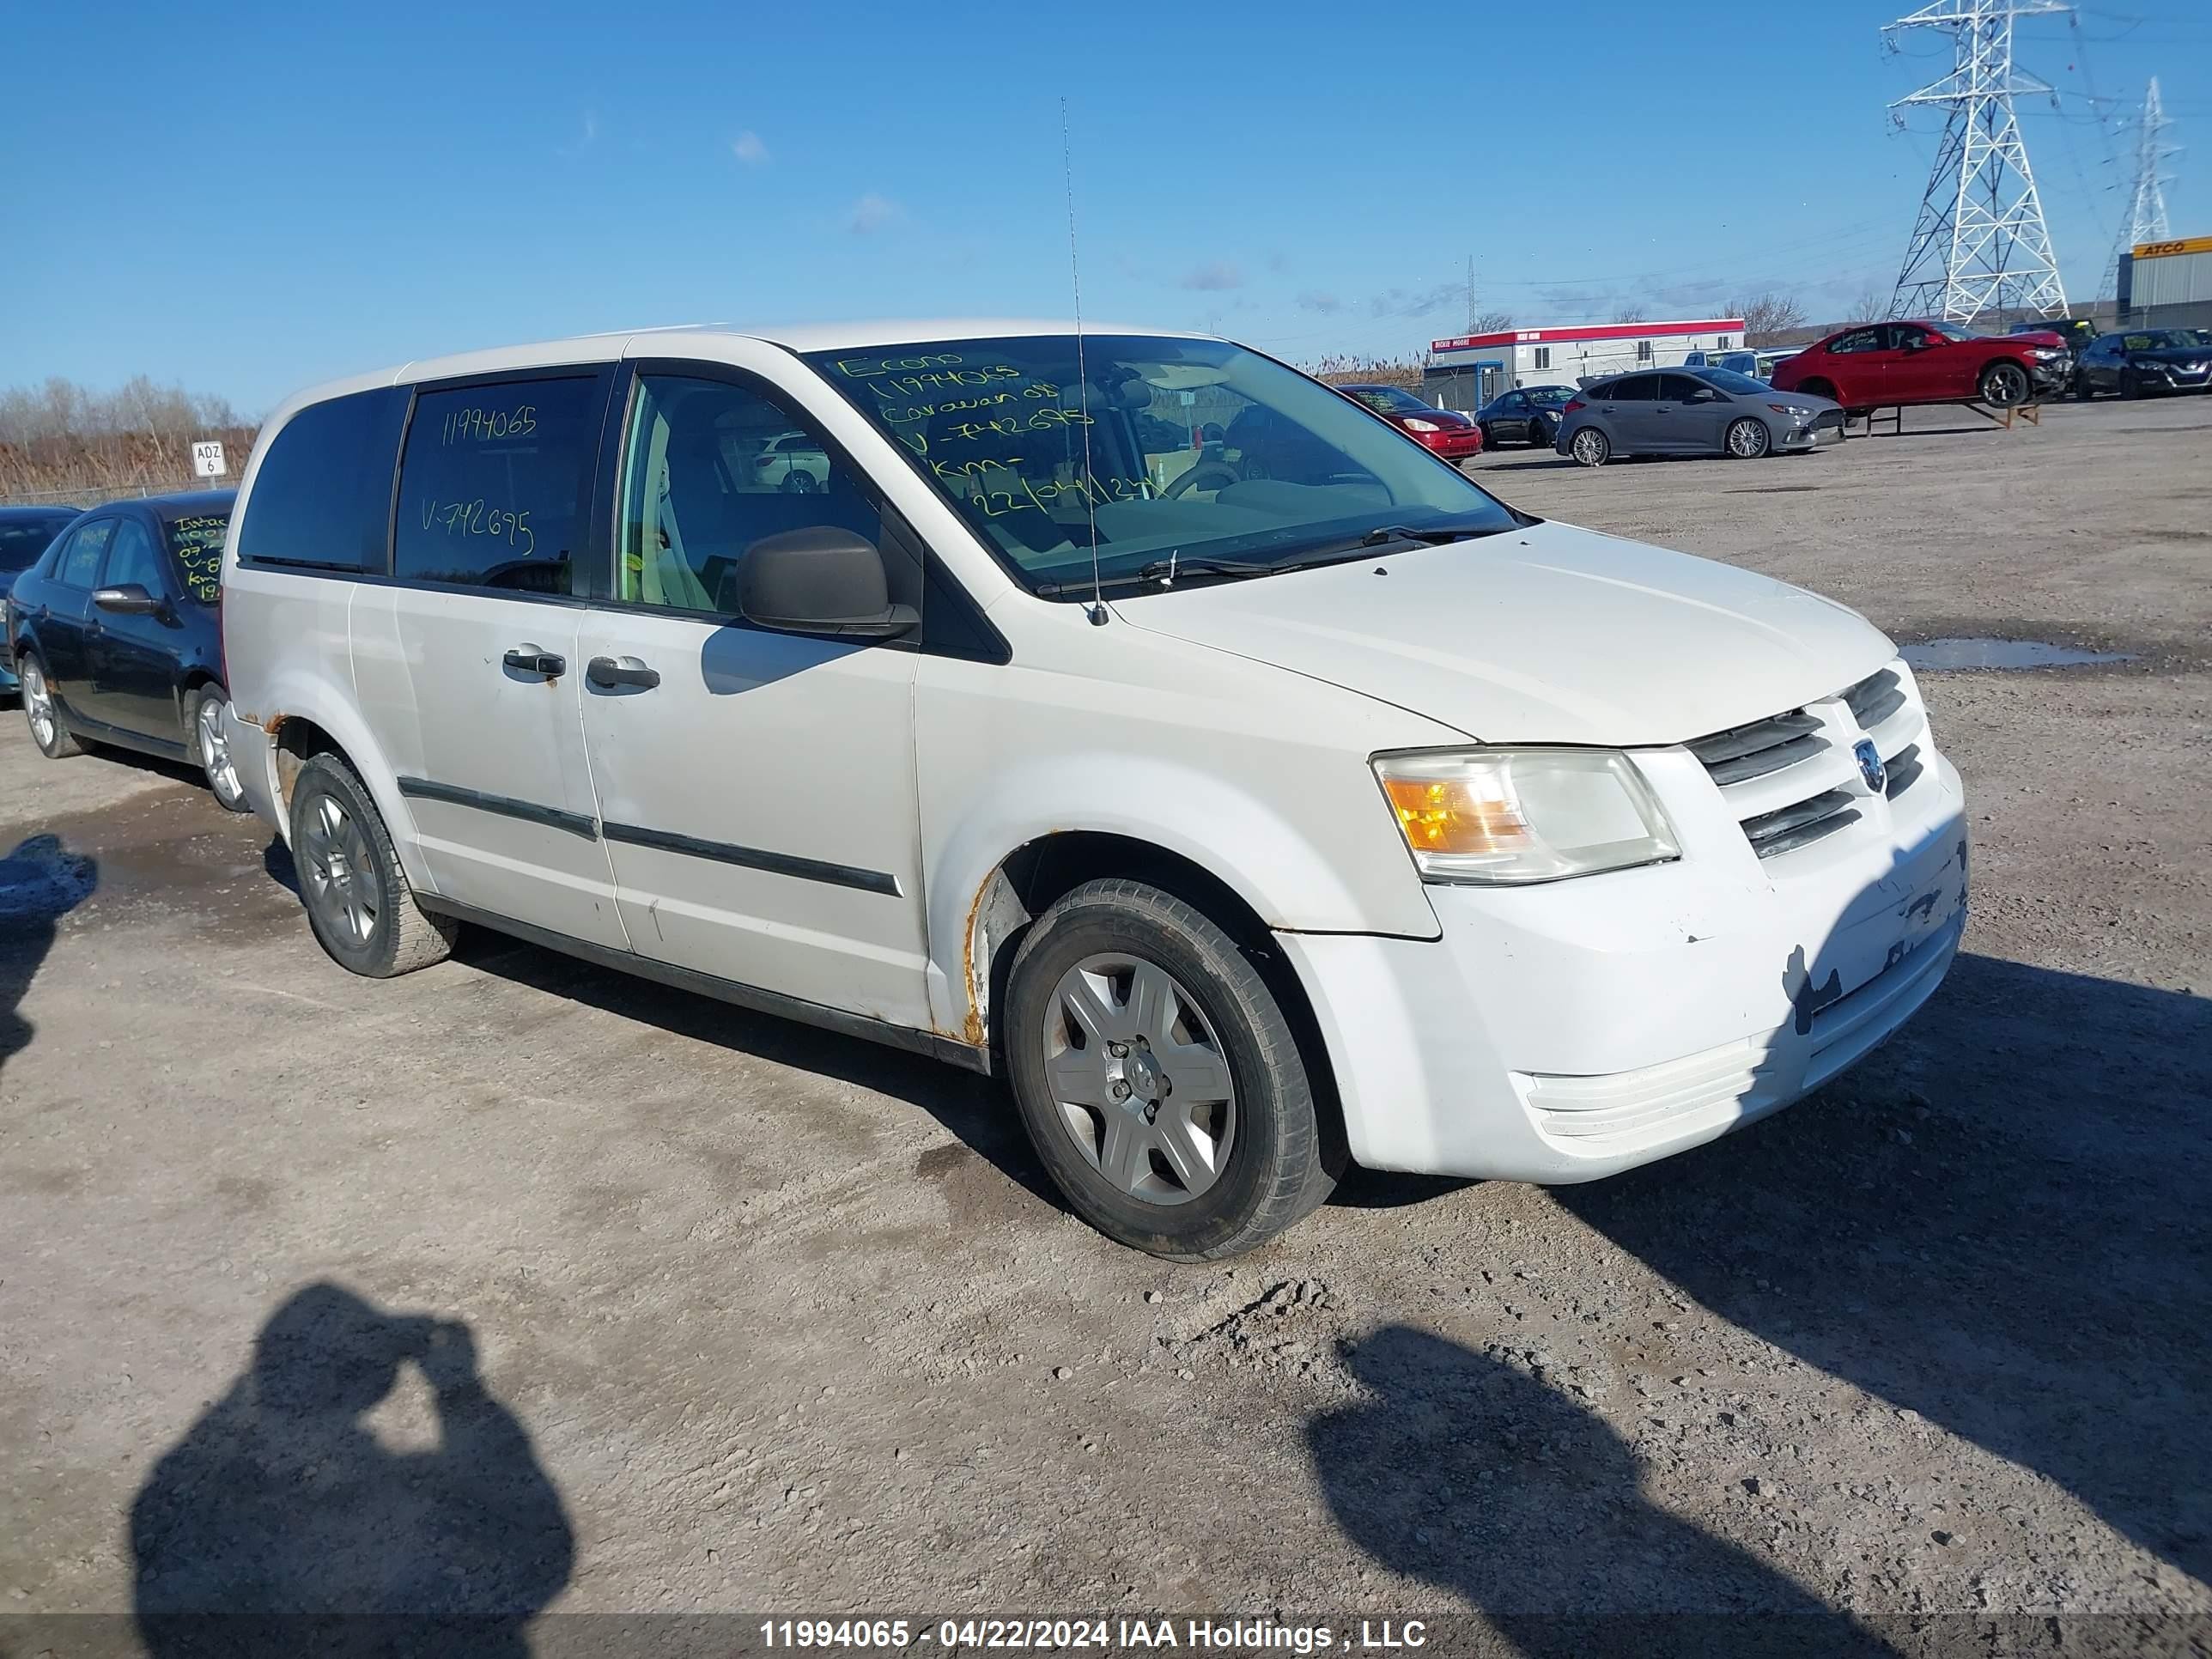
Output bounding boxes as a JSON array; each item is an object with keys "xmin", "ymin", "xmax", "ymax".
[
  {"xmin": 1360, "ymin": 520, "xmax": 1518, "ymax": 546},
  {"xmin": 1034, "ymin": 556, "xmax": 1298, "ymax": 597}
]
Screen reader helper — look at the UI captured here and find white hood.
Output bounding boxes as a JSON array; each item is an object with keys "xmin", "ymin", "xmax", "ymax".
[{"xmin": 1114, "ymin": 519, "xmax": 1895, "ymax": 746}]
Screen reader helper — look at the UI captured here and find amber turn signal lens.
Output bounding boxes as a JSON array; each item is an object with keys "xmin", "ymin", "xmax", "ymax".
[{"xmin": 1380, "ymin": 775, "xmax": 1530, "ymax": 856}]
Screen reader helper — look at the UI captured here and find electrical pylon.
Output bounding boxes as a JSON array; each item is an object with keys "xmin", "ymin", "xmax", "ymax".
[
  {"xmin": 2109, "ymin": 77, "xmax": 2178, "ymax": 294},
  {"xmin": 1883, "ymin": 0, "xmax": 2069, "ymax": 323}
]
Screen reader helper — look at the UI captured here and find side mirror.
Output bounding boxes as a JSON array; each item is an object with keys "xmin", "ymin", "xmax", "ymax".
[
  {"xmin": 740, "ymin": 526, "xmax": 917, "ymax": 640},
  {"xmin": 93, "ymin": 583, "xmax": 164, "ymax": 617},
  {"xmin": 1689, "ymin": 387, "xmax": 1723, "ymax": 403}
]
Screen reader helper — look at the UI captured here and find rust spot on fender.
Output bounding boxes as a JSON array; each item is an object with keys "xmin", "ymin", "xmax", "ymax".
[{"xmin": 957, "ymin": 877, "xmax": 990, "ymax": 1047}]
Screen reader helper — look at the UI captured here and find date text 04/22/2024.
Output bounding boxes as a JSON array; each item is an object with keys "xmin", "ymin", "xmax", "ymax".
[{"xmin": 756, "ymin": 1618, "xmax": 1430, "ymax": 1650}]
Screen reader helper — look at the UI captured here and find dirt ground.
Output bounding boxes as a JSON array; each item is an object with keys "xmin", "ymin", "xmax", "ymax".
[{"xmin": 2, "ymin": 397, "xmax": 2208, "ymax": 1656}]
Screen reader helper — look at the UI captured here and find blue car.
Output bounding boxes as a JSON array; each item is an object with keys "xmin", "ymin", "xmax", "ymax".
[
  {"xmin": 5, "ymin": 489, "xmax": 247, "ymax": 809},
  {"xmin": 0, "ymin": 505, "xmax": 82, "ymax": 695}
]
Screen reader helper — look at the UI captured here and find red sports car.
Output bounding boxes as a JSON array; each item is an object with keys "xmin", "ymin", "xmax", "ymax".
[
  {"xmin": 1335, "ymin": 383, "xmax": 1485, "ymax": 460},
  {"xmin": 1769, "ymin": 320, "xmax": 2069, "ymax": 412}
]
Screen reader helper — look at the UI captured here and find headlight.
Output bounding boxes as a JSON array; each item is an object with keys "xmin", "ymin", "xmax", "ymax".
[
  {"xmin": 1372, "ymin": 748, "xmax": 1680, "ymax": 884},
  {"xmin": 2028, "ymin": 347, "xmax": 2063, "ymax": 359},
  {"xmin": 1402, "ymin": 418, "xmax": 1442, "ymax": 432}
]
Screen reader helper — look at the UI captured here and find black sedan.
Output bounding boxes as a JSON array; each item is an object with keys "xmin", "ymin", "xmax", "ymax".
[
  {"xmin": 0, "ymin": 505, "xmax": 82, "ymax": 696},
  {"xmin": 2070, "ymin": 330, "xmax": 2212, "ymax": 398},
  {"xmin": 5, "ymin": 489, "xmax": 246, "ymax": 809},
  {"xmin": 1473, "ymin": 384, "xmax": 1577, "ymax": 449}
]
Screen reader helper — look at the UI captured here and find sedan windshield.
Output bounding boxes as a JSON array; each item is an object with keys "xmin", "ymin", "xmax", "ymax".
[
  {"xmin": 163, "ymin": 510, "xmax": 230, "ymax": 604},
  {"xmin": 0, "ymin": 514, "xmax": 75, "ymax": 573},
  {"xmin": 805, "ymin": 336, "xmax": 1520, "ymax": 595},
  {"xmin": 1342, "ymin": 385, "xmax": 1431, "ymax": 415},
  {"xmin": 1524, "ymin": 386, "xmax": 1575, "ymax": 406},
  {"xmin": 1690, "ymin": 368, "xmax": 1770, "ymax": 395},
  {"xmin": 2121, "ymin": 331, "xmax": 2200, "ymax": 352}
]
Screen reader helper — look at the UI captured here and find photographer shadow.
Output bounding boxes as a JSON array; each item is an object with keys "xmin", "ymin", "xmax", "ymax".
[{"xmin": 131, "ymin": 1283, "xmax": 574, "ymax": 1657}]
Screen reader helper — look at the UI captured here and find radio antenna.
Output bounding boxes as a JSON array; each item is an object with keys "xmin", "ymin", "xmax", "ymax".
[{"xmin": 1061, "ymin": 97, "xmax": 1107, "ymax": 626}]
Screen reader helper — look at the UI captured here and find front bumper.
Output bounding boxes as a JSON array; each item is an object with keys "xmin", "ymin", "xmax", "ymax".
[
  {"xmin": 1420, "ymin": 430, "xmax": 1485, "ymax": 459},
  {"xmin": 2027, "ymin": 357, "xmax": 2072, "ymax": 394},
  {"xmin": 1278, "ymin": 719, "xmax": 1966, "ymax": 1184},
  {"xmin": 2142, "ymin": 363, "xmax": 2212, "ymax": 391}
]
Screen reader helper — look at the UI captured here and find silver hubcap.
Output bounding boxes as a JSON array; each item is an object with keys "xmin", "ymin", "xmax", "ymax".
[
  {"xmin": 300, "ymin": 793, "xmax": 380, "ymax": 945},
  {"xmin": 1041, "ymin": 953, "xmax": 1237, "ymax": 1206},
  {"xmin": 23, "ymin": 662, "xmax": 57, "ymax": 749},
  {"xmin": 1572, "ymin": 429, "xmax": 1606, "ymax": 465},
  {"xmin": 198, "ymin": 696, "xmax": 241, "ymax": 803},
  {"xmin": 1729, "ymin": 420, "xmax": 1766, "ymax": 457}
]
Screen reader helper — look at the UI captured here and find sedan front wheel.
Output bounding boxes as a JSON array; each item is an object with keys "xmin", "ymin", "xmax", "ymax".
[{"xmin": 1725, "ymin": 417, "xmax": 1772, "ymax": 459}]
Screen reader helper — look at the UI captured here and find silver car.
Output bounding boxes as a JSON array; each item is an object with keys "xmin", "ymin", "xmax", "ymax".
[{"xmin": 1555, "ymin": 367, "xmax": 1843, "ymax": 467}]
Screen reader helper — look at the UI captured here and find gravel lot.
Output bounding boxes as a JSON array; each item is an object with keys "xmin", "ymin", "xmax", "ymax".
[{"xmin": 3, "ymin": 397, "xmax": 2208, "ymax": 1655}]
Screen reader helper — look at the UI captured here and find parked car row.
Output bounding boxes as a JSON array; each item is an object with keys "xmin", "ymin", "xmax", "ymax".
[
  {"xmin": 2068, "ymin": 329, "xmax": 2212, "ymax": 399},
  {"xmin": 0, "ymin": 320, "xmax": 1966, "ymax": 1261}
]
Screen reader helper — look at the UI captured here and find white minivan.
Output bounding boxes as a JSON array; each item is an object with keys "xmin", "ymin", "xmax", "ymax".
[{"xmin": 218, "ymin": 323, "xmax": 1966, "ymax": 1260}]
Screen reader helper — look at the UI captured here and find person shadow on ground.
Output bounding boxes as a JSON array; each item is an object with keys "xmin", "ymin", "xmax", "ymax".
[
  {"xmin": 131, "ymin": 1283, "xmax": 574, "ymax": 1658},
  {"xmin": 0, "ymin": 832, "xmax": 97, "ymax": 1083},
  {"xmin": 1309, "ymin": 1326, "xmax": 1896, "ymax": 1659}
]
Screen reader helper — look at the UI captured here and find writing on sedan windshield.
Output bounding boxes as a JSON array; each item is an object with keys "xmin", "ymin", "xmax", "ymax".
[{"xmin": 167, "ymin": 515, "xmax": 228, "ymax": 604}]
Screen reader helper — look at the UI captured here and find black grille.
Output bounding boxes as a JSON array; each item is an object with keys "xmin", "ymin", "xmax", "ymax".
[
  {"xmin": 1742, "ymin": 789, "xmax": 1861, "ymax": 859},
  {"xmin": 1884, "ymin": 742, "xmax": 1923, "ymax": 799},
  {"xmin": 1686, "ymin": 711, "xmax": 1828, "ymax": 786},
  {"xmin": 1844, "ymin": 667, "xmax": 1906, "ymax": 732}
]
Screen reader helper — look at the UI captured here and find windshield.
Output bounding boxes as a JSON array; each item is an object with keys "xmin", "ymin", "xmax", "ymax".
[
  {"xmin": 163, "ymin": 510, "xmax": 230, "ymax": 603},
  {"xmin": 0, "ymin": 514, "xmax": 75, "ymax": 573},
  {"xmin": 1524, "ymin": 386, "xmax": 1574, "ymax": 406},
  {"xmin": 2122, "ymin": 331, "xmax": 2199, "ymax": 352},
  {"xmin": 805, "ymin": 336, "xmax": 1520, "ymax": 595},
  {"xmin": 1691, "ymin": 368, "xmax": 1769, "ymax": 395},
  {"xmin": 1925, "ymin": 322, "xmax": 1980, "ymax": 343},
  {"xmin": 1341, "ymin": 385, "xmax": 1430, "ymax": 415}
]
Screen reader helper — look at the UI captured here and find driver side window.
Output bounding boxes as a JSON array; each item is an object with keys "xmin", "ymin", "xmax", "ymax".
[{"xmin": 392, "ymin": 378, "xmax": 600, "ymax": 594}]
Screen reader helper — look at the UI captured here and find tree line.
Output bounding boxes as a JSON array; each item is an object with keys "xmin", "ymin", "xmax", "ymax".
[{"xmin": 0, "ymin": 377, "xmax": 258, "ymax": 501}]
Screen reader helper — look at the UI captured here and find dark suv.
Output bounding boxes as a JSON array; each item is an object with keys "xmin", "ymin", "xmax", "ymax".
[{"xmin": 6, "ymin": 490, "xmax": 247, "ymax": 809}]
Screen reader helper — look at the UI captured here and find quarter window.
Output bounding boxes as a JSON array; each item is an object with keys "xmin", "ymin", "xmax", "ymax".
[
  {"xmin": 58, "ymin": 520, "xmax": 114, "ymax": 588},
  {"xmin": 234, "ymin": 388, "xmax": 409, "ymax": 574},
  {"xmin": 101, "ymin": 518, "xmax": 165, "ymax": 593},
  {"xmin": 615, "ymin": 374, "xmax": 881, "ymax": 617},
  {"xmin": 392, "ymin": 379, "xmax": 599, "ymax": 593},
  {"xmin": 1607, "ymin": 376, "xmax": 1658, "ymax": 401}
]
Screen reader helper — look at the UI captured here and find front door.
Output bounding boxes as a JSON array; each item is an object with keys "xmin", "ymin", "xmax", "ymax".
[
  {"xmin": 350, "ymin": 368, "xmax": 629, "ymax": 950},
  {"xmin": 83, "ymin": 514, "xmax": 185, "ymax": 741},
  {"xmin": 1662, "ymin": 373, "xmax": 1732, "ymax": 452},
  {"xmin": 574, "ymin": 364, "xmax": 931, "ymax": 1030}
]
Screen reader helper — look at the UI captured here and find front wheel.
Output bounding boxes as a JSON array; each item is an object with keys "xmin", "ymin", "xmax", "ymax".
[
  {"xmin": 1979, "ymin": 361, "xmax": 2031, "ymax": 408},
  {"xmin": 1569, "ymin": 426, "xmax": 1610, "ymax": 467},
  {"xmin": 1528, "ymin": 416, "xmax": 1553, "ymax": 448},
  {"xmin": 19, "ymin": 655, "xmax": 86, "ymax": 759},
  {"xmin": 190, "ymin": 686, "xmax": 252, "ymax": 812},
  {"xmin": 289, "ymin": 752, "xmax": 457, "ymax": 978},
  {"xmin": 1005, "ymin": 878, "xmax": 1333, "ymax": 1261},
  {"xmin": 2119, "ymin": 369, "xmax": 2142, "ymax": 401},
  {"xmin": 1725, "ymin": 417, "xmax": 1771, "ymax": 459}
]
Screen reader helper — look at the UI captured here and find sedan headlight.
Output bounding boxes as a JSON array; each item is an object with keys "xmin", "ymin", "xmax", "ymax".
[
  {"xmin": 1373, "ymin": 749, "xmax": 1680, "ymax": 884},
  {"xmin": 2027, "ymin": 347, "xmax": 2064, "ymax": 360},
  {"xmin": 1402, "ymin": 418, "xmax": 1442, "ymax": 432}
]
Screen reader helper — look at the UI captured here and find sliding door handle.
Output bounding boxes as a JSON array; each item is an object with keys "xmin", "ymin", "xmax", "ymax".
[
  {"xmin": 502, "ymin": 646, "xmax": 566, "ymax": 678},
  {"xmin": 586, "ymin": 654, "xmax": 660, "ymax": 690}
]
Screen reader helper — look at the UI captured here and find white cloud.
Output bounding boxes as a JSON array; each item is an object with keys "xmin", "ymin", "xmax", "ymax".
[
  {"xmin": 1180, "ymin": 261, "xmax": 1245, "ymax": 292},
  {"xmin": 732, "ymin": 131, "xmax": 769, "ymax": 167},
  {"xmin": 848, "ymin": 192, "xmax": 904, "ymax": 234}
]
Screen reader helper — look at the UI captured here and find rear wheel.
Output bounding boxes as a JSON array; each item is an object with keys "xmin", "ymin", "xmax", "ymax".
[
  {"xmin": 289, "ymin": 752, "xmax": 457, "ymax": 978},
  {"xmin": 1569, "ymin": 426, "xmax": 1610, "ymax": 467},
  {"xmin": 1005, "ymin": 878, "xmax": 1333, "ymax": 1261},
  {"xmin": 1478, "ymin": 423, "xmax": 1496, "ymax": 451},
  {"xmin": 19, "ymin": 655, "xmax": 85, "ymax": 759},
  {"xmin": 189, "ymin": 686, "xmax": 251, "ymax": 812},
  {"xmin": 1979, "ymin": 361, "xmax": 2030, "ymax": 407},
  {"xmin": 1725, "ymin": 417, "xmax": 1771, "ymax": 459}
]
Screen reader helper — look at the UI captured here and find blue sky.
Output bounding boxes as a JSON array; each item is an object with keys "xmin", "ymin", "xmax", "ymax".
[{"xmin": 3, "ymin": 0, "xmax": 2204, "ymax": 412}]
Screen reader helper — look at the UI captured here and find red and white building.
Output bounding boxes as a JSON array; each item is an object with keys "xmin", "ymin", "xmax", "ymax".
[{"xmin": 1428, "ymin": 318, "xmax": 1747, "ymax": 395}]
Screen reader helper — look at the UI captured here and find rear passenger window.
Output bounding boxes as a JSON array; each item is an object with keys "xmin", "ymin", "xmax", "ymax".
[
  {"xmin": 392, "ymin": 379, "xmax": 599, "ymax": 594},
  {"xmin": 614, "ymin": 374, "xmax": 882, "ymax": 617},
  {"xmin": 235, "ymin": 387, "xmax": 408, "ymax": 574},
  {"xmin": 1607, "ymin": 376, "xmax": 1657, "ymax": 401},
  {"xmin": 58, "ymin": 520, "xmax": 114, "ymax": 588}
]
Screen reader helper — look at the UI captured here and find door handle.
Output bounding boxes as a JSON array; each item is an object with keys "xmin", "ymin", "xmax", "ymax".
[
  {"xmin": 502, "ymin": 646, "xmax": 566, "ymax": 678},
  {"xmin": 586, "ymin": 654, "xmax": 660, "ymax": 690}
]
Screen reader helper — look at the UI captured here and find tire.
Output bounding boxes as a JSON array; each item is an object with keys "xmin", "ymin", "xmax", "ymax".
[
  {"xmin": 2119, "ymin": 369, "xmax": 2141, "ymax": 401},
  {"xmin": 1004, "ymin": 878, "xmax": 1333, "ymax": 1261},
  {"xmin": 780, "ymin": 470, "xmax": 820, "ymax": 494},
  {"xmin": 1569, "ymin": 426, "xmax": 1610, "ymax": 467},
  {"xmin": 1979, "ymin": 361, "xmax": 2030, "ymax": 408},
  {"xmin": 2070, "ymin": 374, "xmax": 2092, "ymax": 402},
  {"xmin": 1528, "ymin": 417, "xmax": 1552, "ymax": 448},
  {"xmin": 18, "ymin": 653, "xmax": 86, "ymax": 759},
  {"xmin": 288, "ymin": 752, "xmax": 457, "ymax": 978},
  {"xmin": 1724, "ymin": 417, "xmax": 1771, "ymax": 459},
  {"xmin": 1477, "ymin": 423, "xmax": 1496, "ymax": 451},
  {"xmin": 188, "ymin": 685, "xmax": 252, "ymax": 812}
]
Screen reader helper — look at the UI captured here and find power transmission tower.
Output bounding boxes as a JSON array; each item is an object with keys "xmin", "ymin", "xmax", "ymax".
[
  {"xmin": 2109, "ymin": 77, "xmax": 2178, "ymax": 296},
  {"xmin": 1883, "ymin": 0, "xmax": 2069, "ymax": 323}
]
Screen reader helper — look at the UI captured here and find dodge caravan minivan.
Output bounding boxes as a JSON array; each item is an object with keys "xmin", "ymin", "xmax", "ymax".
[{"xmin": 217, "ymin": 323, "xmax": 1966, "ymax": 1260}]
